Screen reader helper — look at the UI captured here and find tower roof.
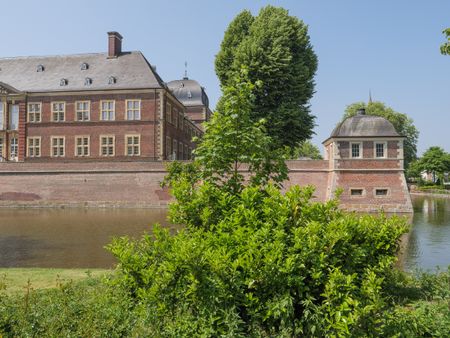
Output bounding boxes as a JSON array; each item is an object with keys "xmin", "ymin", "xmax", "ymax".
[{"xmin": 167, "ymin": 78, "xmax": 209, "ymax": 107}]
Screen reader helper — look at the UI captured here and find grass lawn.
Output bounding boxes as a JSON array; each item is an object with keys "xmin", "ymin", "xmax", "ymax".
[{"xmin": 0, "ymin": 268, "xmax": 111, "ymax": 295}]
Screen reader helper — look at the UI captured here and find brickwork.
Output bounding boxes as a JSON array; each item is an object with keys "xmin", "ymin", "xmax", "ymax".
[{"xmin": 0, "ymin": 160, "xmax": 413, "ymax": 212}]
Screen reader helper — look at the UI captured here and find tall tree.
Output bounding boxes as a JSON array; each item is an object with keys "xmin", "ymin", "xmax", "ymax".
[
  {"xmin": 416, "ymin": 146, "xmax": 450, "ymax": 184},
  {"xmin": 343, "ymin": 101, "xmax": 419, "ymax": 169},
  {"xmin": 215, "ymin": 6, "xmax": 318, "ymax": 151},
  {"xmin": 441, "ymin": 28, "xmax": 450, "ymax": 55}
]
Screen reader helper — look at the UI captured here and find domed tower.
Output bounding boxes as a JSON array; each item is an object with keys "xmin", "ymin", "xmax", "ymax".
[
  {"xmin": 167, "ymin": 77, "xmax": 212, "ymax": 131},
  {"xmin": 322, "ymin": 108, "xmax": 412, "ymax": 212}
]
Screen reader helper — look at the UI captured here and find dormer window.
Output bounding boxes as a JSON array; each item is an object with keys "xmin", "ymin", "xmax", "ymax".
[
  {"xmin": 187, "ymin": 90, "xmax": 192, "ymax": 99},
  {"xmin": 84, "ymin": 77, "xmax": 92, "ymax": 86},
  {"xmin": 60, "ymin": 78, "xmax": 68, "ymax": 86},
  {"xmin": 81, "ymin": 63, "xmax": 89, "ymax": 70},
  {"xmin": 37, "ymin": 65, "xmax": 45, "ymax": 72},
  {"xmin": 108, "ymin": 76, "xmax": 116, "ymax": 85}
]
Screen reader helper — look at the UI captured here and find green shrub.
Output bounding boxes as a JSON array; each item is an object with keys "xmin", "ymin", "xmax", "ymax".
[{"xmin": 108, "ymin": 185, "xmax": 408, "ymax": 336}]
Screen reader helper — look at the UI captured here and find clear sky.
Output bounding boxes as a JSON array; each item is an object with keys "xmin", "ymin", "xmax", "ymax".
[{"xmin": 1, "ymin": 0, "xmax": 448, "ymax": 154}]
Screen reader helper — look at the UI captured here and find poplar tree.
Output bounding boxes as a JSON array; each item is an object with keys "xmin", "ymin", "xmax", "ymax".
[{"xmin": 215, "ymin": 6, "xmax": 318, "ymax": 151}]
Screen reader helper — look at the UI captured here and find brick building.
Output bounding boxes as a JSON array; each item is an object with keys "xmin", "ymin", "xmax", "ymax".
[
  {"xmin": 320, "ymin": 108, "xmax": 412, "ymax": 212},
  {"xmin": 0, "ymin": 32, "xmax": 206, "ymax": 162}
]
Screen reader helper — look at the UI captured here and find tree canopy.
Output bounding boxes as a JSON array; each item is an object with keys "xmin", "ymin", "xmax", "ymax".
[
  {"xmin": 292, "ymin": 140, "xmax": 323, "ymax": 159},
  {"xmin": 441, "ymin": 28, "xmax": 450, "ymax": 55},
  {"xmin": 414, "ymin": 146, "xmax": 450, "ymax": 183},
  {"xmin": 215, "ymin": 6, "xmax": 318, "ymax": 151},
  {"xmin": 343, "ymin": 101, "xmax": 419, "ymax": 168}
]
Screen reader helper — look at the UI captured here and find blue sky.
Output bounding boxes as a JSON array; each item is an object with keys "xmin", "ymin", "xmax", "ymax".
[{"xmin": 1, "ymin": 0, "xmax": 448, "ymax": 154}]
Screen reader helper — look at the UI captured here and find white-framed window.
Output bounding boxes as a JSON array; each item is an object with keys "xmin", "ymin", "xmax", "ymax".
[
  {"xmin": 28, "ymin": 103, "xmax": 42, "ymax": 123},
  {"xmin": 375, "ymin": 142, "xmax": 387, "ymax": 158},
  {"xmin": 9, "ymin": 104, "xmax": 19, "ymax": 130},
  {"xmin": 350, "ymin": 142, "xmax": 362, "ymax": 158},
  {"xmin": 166, "ymin": 103, "xmax": 172, "ymax": 124},
  {"xmin": 9, "ymin": 137, "xmax": 18, "ymax": 161},
  {"xmin": 27, "ymin": 137, "xmax": 41, "ymax": 157},
  {"xmin": 75, "ymin": 101, "xmax": 90, "ymax": 121},
  {"xmin": 126, "ymin": 100, "xmax": 141, "ymax": 120},
  {"xmin": 75, "ymin": 136, "xmax": 90, "ymax": 157},
  {"xmin": 51, "ymin": 136, "xmax": 65, "ymax": 157},
  {"xmin": 125, "ymin": 134, "xmax": 140, "ymax": 156},
  {"xmin": 173, "ymin": 138, "xmax": 178, "ymax": 160},
  {"xmin": 100, "ymin": 100, "xmax": 115, "ymax": 121},
  {"xmin": 166, "ymin": 136, "xmax": 171, "ymax": 159},
  {"xmin": 52, "ymin": 102, "xmax": 65, "ymax": 122},
  {"xmin": 100, "ymin": 135, "xmax": 115, "ymax": 156}
]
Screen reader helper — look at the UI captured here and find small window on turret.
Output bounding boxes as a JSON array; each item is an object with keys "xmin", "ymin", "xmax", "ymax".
[
  {"xmin": 351, "ymin": 142, "xmax": 362, "ymax": 158},
  {"xmin": 375, "ymin": 142, "xmax": 386, "ymax": 158},
  {"xmin": 81, "ymin": 63, "xmax": 89, "ymax": 70},
  {"xmin": 37, "ymin": 65, "xmax": 45, "ymax": 72}
]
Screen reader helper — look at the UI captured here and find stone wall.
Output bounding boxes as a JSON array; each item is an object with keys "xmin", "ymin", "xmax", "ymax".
[{"xmin": 0, "ymin": 160, "xmax": 412, "ymax": 212}]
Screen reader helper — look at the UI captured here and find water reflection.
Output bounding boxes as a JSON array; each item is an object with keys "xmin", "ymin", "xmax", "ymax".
[
  {"xmin": 404, "ymin": 195, "xmax": 450, "ymax": 272},
  {"xmin": 0, "ymin": 208, "xmax": 173, "ymax": 268}
]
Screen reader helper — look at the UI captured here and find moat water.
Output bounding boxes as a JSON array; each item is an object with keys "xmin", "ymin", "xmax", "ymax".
[{"xmin": 0, "ymin": 195, "xmax": 449, "ymax": 270}]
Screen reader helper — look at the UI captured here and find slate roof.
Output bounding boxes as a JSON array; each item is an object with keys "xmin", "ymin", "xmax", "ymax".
[
  {"xmin": 167, "ymin": 78, "xmax": 208, "ymax": 107},
  {"xmin": 0, "ymin": 51, "xmax": 163, "ymax": 92},
  {"xmin": 329, "ymin": 114, "xmax": 401, "ymax": 138}
]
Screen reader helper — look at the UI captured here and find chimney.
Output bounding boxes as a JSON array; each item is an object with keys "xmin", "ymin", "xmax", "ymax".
[{"xmin": 107, "ymin": 31, "xmax": 123, "ymax": 58}]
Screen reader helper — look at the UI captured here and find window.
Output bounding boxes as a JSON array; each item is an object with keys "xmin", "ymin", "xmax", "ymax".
[
  {"xmin": 60, "ymin": 78, "xmax": 68, "ymax": 86},
  {"xmin": 108, "ymin": 76, "xmax": 116, "ymax": 85},
  {"xmin": 351, "ymin": 142, "xmax": 362, "ymax": 158},
  {"xmin": 37, "ymin": 64, "xmax": 45, "ymax": 72},
  {"xmin": 179, "ymin": 142, "xmax": 183, "ymax": 160},
  {"xmin": 75, "ymin": 101, "xmax": 90, "ymax": 121},
  {"xmin": 8, "ymin": 104, "xmax": 19, "ymax": 130},
  {"xmin": 0, "ymin": 137, "xmax": 3, "ymax": 161},
  {"xmin": 375, "ymin": 189, "xmax": 389, "ymax": 196},
  {"xmin": 166, "ymin": 103, "xmax": 172, "ymax": 124},
  {"xmin": 0, "ymin": 103, "xmax": 3, "ymax": 130},
  {"xmin": 100, "ymin": 135, "xmax": 115, "ymax": 156},
  {"xmin": 184, "ymin": 144, "xmax": 188, "ymax": 160},
  {"xmin": 179, "ymin": 113, "xmax": 183, "ymax": 130},
  {"xmin": 375, "ymin": 142, "xmax": 386, "ymax": 158},
  {"xmin": 126, "ymin": 100, "xmax": 141, "ymax": 120},
  {"xmin": 173, "ymin": 108, "xmax": 178, "ymax": 128},
  {"xmin": 10, "ymin": 137, "xmax": 18, "ymax": 161},
  {"xmin": 125, "ymin": 135, "xmax": 140, "ymax": 156},
  {"xmin": 52, "ymin": 102, "xmax": 65, "ymax": 122},
  {"xmin": 100, "ymin": 101, "xmax": 115, "ymax": 121},
  {"xmin": 51, "ymin": 137, "xmax": 65, "ymax": 157},
  {"xmin": 166, "ymin": 136, "xmax": 171, "ymax": 159},
  {"xmin": 84, "ymin": 77, "xmax": 92, "ymax": 86},
  {"xmin": 28, "ymin": 103, "xmax": 42, "ymax": 123},
  {"xmin": 75, "ymin": 136, "xmax": 90, "ymax": 157},
  {"xmin": 350, "ymin": 189, "xmax": 364, "ymax": 196},
  {"xmin": 173, "ymin": 138, "xmax": 177, "ymax": 160},
  {"xmin": 81, "ymin": 62, "xmax": 89, "ymax": 70},
  {"xmin": 27, "ymin": 137, "xmax": 41, "ymax": 157}
]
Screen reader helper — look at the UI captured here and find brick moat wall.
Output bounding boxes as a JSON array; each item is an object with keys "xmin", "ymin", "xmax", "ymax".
[{"xmin": 0, "ymin": 160, "xmax": 412, "ymax": 212}]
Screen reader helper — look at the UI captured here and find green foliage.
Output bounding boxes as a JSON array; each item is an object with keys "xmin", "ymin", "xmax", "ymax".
[
  {"xmin": 0, "ymin": 276, "xmax": 136, "ymax": 337},
  {"xmin": 441, "ymin": 28, "xmax": 450, "ymax": 55},
  {"xmin": 215, "ymin": 5, "xmax": 318, "ymax": 150},
  {"xmin": 291, "ymin": 140, "xmax": 323, "ymax": 159},
  {"xmin": 108, "ymin": 185, "xmax": 409, "ymax": 336},
  {"xmin": 163, "ymin": 70, "xmax": 288, "ymax": 229},
  {"xmin": 415, "ymin": 146, "xmax": 450, "ymax": 186},
  {"xmin": 343, "ymin": 101, "xmax": 419, "ymax": 169}
]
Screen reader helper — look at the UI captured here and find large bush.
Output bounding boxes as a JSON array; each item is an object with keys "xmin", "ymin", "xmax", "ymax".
[{"xmin": 108, "ymin": 185, "xmax": 408, "ymax": 336}]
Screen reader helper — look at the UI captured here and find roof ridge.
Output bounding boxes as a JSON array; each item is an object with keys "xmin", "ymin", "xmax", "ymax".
[{"xmin": 0, "ymin": 51, "xmax": 142, "ymax": 60}]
